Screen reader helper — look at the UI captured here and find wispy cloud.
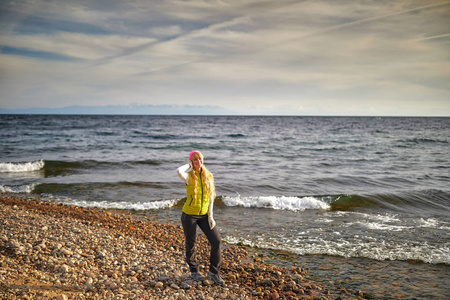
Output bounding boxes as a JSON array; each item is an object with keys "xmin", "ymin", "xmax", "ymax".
[
  {"xmin": 411, "ymin": 33, "xmax": 450, "ymax": 41},
  {"xmin": 0, "ymin": 0, "xmax": 449, "ymax": 115}
]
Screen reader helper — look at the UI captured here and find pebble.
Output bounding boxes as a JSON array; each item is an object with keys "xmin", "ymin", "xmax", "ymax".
[
  {"xmin": 59, "ymin": 265, "xmax": 69, "ymax": 273},
  {"xmin": 181, "ymin": 282, "xmax": 191, "ymax": 289},
  {"xmin": 60, "ymin": 248, "xmax": 73, "ymax": 256}
]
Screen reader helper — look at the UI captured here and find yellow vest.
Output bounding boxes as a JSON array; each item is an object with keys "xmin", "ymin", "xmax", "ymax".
[{"xmin": 182, "ymin": 170, "xmax": 210, "ymax": 215}]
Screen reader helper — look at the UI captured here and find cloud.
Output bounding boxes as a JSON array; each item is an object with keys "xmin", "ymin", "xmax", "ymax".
[
  {"xmin": 0, "ymin": 0, "xmax": 449, "ymax": 115},
  {"xmin": 1, "ymin": 32, "xmax": 157, "ymax": 60}
]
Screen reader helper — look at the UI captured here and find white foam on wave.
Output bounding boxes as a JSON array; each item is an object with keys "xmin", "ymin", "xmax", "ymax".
[
  {"xmin": 0, "ymin": 184, "xmax": 35, "ymax": 193},
  {"xmin": 418, "ymin": 218, "xmax": 450, "ymax": 230},
  {"xmin": 223, "ymin": 195, "xmax": 330, "ymax": 211},
  {"xmin": 356, "ymin": 221, "xmax": 409, "ymax": 231},
  {"xmin": 0, "ymin": 160, "xmax": 44, "ymax": 173},
  {"xmin": 224, "ymin": 234, "xmax": 450, "ymax": 265},
  {"xmin": 334, "ymin": 212, "xmax": 409, "ymax": 231},
  {"xmin": 43, "ymin": 195, "xmax": 178, "ymax": 210}
]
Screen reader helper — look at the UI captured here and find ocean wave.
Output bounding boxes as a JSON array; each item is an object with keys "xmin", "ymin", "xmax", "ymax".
[
  {"xmin": 399, "ymin": 138, "xmax": 449, "ymax": 145},
  {"xmin": 0, "ymin": 184, "xmax": 35, "ymax": 193},
  {"xmin": 300, "ymin": 238, "xmax": 450, "ymax": 265},
  {"xmin": 223, "ymin": 233, "xmax": 450, "ymax": 265},
  {"xmin": 0, "ymin": 160, "xmax": 44, "ymax": 173},
  {"xmin": 417, "ymin": 218, "xmax": 450, "ymax": 230},
  {"xmin": 1, "ymin": 159, "xmax": 167, "ymax": 178},
  {"xmin": 329, "ymin": 191, "xmax": 450, "ymax": 215},
  {"xmin": 49, "ymin": 198, "xmax": 179, "ymax": 210},
  {"xmin": 355, "ymin": 220, "xmax": 409, "ymax": 232},
  {"xmin": 223, "ymin": 195, "xmax": 330, "ymax": 211},
  {"xmin": 32, "ymin": 182, "xmax": 168, "ymax": 195},
  {"xmin": 227, "ymin": 134, "xmax": 246, "ymax": 138},
  {"xmin": 43, "ymin": 159, "xmax": 163, "ymax": 171}
]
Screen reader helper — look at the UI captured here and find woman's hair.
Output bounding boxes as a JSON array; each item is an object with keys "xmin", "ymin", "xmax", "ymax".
[{"xmin": 190, "ymin": 151, "xmax": 216, "ymax": 201}]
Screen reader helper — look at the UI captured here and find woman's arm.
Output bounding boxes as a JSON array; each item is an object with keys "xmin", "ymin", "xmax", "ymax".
[
  {"xmin": 176, "ymin": 163, "xmax": 192, "ymax": 185},
  {"xmin": 208, "ymin": 199, "xmax": 216, "ymax": 229}
]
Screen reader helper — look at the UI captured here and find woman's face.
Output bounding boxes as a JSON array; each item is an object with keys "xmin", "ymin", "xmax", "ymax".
[{"xmin": 191, "ymin": 154, "xmax": 203, "ymax": 171}]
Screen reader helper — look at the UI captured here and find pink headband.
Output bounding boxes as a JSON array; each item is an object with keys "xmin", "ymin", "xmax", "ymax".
[{"xmin": 189, "ymin": 150, "xmax": 201, "ymax": 160}]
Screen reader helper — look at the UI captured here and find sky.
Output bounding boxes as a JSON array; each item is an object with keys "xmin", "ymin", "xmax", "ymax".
[{"xmin": 0, "ymin": 0, "xmax": 449, "ymax": 116}]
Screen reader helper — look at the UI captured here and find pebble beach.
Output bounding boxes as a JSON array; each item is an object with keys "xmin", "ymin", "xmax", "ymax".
[{"xmin": 0, "ymin": 195, "xmax": 367, "ymax": 300}]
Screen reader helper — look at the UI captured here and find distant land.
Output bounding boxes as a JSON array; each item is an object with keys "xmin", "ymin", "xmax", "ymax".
[
  {"xmin": 0, "ymin": 104, "xmax": 235, "ymax": 115},
  {"xmin": 1, "ymin": 105, "xmax": 448, "ymax": 117}
]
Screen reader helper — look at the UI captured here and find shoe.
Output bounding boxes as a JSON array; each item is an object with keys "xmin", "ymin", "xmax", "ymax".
[
  {"xmin": 190, "ymin": 272, "xmax": 204, "ymax": 281},
  {"xmin": 207, "ymin": 271, "xmax": 224, "ymax": 285}
]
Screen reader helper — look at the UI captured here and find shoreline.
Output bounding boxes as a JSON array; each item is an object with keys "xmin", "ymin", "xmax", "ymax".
[{"xmin": 0, "ymin": 194, "xmax": 364, "ymax": 300}]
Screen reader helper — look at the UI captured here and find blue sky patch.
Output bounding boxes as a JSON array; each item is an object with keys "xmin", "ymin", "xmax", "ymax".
[{"xmin": 1, "ymin": 46, "xmax": 81, "ymax": 62}]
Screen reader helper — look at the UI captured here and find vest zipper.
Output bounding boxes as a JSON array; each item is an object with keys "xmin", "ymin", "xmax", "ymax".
[{"xmin": 199, "ymin": 172, "xmax": 204, "ymax": 215}]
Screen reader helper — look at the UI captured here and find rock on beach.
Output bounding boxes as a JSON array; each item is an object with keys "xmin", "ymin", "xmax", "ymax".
[{"xmin": 0, "ymin": 195, "xmax": 365, "ymax": 299}]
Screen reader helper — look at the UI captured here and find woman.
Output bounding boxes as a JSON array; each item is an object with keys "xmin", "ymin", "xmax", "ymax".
[{"xmin": 176, "ymin": 150, "xmax": 223, "ymax": 285}]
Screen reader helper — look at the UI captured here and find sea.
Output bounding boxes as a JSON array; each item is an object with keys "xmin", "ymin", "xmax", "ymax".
[{"xmin": 1, "ymin": 115, "xmax": 449, "ymax": 297}]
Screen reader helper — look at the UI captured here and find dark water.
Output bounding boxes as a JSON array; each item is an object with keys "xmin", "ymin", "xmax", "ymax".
[{"xmin": 1, "ymin": 115, "xmax": 449, "ymax": 268}]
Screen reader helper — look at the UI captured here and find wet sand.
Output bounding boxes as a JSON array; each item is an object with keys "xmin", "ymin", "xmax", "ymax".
[
  {"xmin": 257, "ymin": 249, "xmax": 449, "ymax": 300},
  {"xmin": 1, "ymin": 195, "xmax": 447, "ymax": 299}
]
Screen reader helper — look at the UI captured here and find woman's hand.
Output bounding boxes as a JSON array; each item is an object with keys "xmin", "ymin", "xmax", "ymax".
[{"xmin": 208, "ymin": 211, "xmax": 216, "ymax": 229}]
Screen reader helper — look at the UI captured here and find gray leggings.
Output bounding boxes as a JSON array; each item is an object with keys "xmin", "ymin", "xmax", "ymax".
[{"xmin": 181, "ymin": 212, "xmax": 222, "ymax": 274}]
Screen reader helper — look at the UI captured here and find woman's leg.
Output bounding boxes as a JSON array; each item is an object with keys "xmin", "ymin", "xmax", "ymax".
[
  {"xmin": 181, "ymin": 212, "xmax": 199, "ymax": 273},
  {"xmin": 198, "ymin": 215, "xmax": 222, "ymax": 274}
]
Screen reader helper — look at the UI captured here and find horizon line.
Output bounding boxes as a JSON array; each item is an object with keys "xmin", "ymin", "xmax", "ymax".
[{"xmin": 0, "ymin": 113, "xmax": 448, "ymax": 118}]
